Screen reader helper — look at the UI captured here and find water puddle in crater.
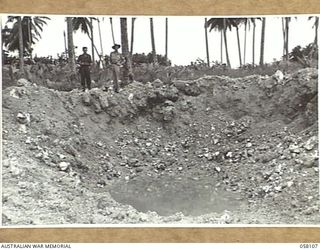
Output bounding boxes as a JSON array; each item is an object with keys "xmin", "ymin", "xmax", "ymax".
[{"xmin": 110, "ymin": 175, "xmax": 242, "ymax": 216}]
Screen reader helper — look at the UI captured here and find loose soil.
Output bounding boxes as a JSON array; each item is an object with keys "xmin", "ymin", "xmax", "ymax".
[{"xmin": 2, "ymin": 68, "xmax": 319, "ymax": 225}]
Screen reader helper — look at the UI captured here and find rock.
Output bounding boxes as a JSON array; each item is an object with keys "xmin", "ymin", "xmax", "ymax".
[
  {"xmin": 9, "ymin": 88, "xmax": 27, "ymax": 99},
  {"xmin": 287, "ymin": 181, "xmax": 294, "ymax": 187},
  {"xmin": 16, "ymin": 112, "xmax": 30, "ymax": 125},
  {"xmin": 59, "ymin": 162, "xmax": 70, "ymax": 171},
  {"xmin": 35, "ymin": 152, "xmax": 43, "ymax": 159},
  {"xmin": 226, "ymin": 152, "xmax": 233, "ymax": 158},
  {"xmin": 17, "ymin": 78, "xmax": 31, "ymax": 87},
  {"xmin": 246, "ymin": 142, "xmax": 253, "ymax": 148},
  {"xmin": 303, "ymin": 206, "xmax": 319, "ymax": 215},
  {"xmin": 82, "ymin": 92, "xmax": 91, "ymax": 106},
  {"xmin": 25, "ymin": 137, "xmax": 32, "ymax": 144},
  {"xmin": 152, "ymin": 79, "xmax": 163, "ymax": 88},
  {"xmin": 304, "ymin": 136, "xmax": 317, "ymax": 151},
  {"xmin": 213, "ymin": 138, "xmax": 219, "ymax": 145},
  {"xmin": 3, "ymin": 159, "xmax": 11, "ymax": 168},
  {"xmin": 64, "ymin": 144, "xmax": 78, "ymax": 157},
  {"xmin": 204, "ymin": 153, "xmax": 213, "ymax": 161},
  {"xmin": 273, "ymin": 70, "xmax": 284, "ymax": 83},
  {"xmin": 215, "ymin": 167, "xmax": 221, "ymax": 172},
  {"xmin": 139, "ymin": 214, "xmax": 148, "ymax": 222},
  {"xmin": 301, "ymin": 154, "xmax": 316, "ymax": 168},
  {"xmin": 97, "ymin": 180, "xmax": 106, "ymax": 187},
  {"xmin": 274, "ymin": 186, "xmax": 282, "ymax": 192},
  {"xmin": 289, "ymin": 144, "xmax": 301, "ymax": 154},
  {"xmin": 99, "ymin": 95, "xmax": 109, "ymax": 109},
  {"xmin": 135, "ymin": 167, "xmax": 143, "ymax": 173},
  {"xmin": 128, "ymin": 158, "xmax": 139, "ymax": 167}
]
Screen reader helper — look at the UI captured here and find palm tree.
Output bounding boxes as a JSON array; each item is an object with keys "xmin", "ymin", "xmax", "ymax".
[
  {"xmin": 281, "ymin": 17, "xmax": 295, "ymax": 61},
  {"xmin": 222, "ymin": 18, "xmax": 231, "ymax": 67},
  {"xmin": 207, "ymin": 18, "xmax": 224, "ymax": 64},
  {"xmin": 109, "ymin": 17, "xmax": 116, "ymax": 45},
  {"xmin": 229, "ymin": 18, "xmax": 245, "ymax": 66},
  {"xmin": 308, "ymin": 16, "xmax": 319, "ymax": 46},
  {"xmin": 66, "ymin": 17, "xmax": 76, "ymax": 71},
  {"xmin": 18, "ymin": 16, "xmax": 24, "ymax": 73},
  {"xmin": 259, "ymin": 17, "xmax": 266, "ymax": 66},
  {"xmin": 165, "ymin": 17, "xmax": 168, "ymax": 64},
  {"xmin": 206, "ymin": 18, "xmax": 232, "ymax": 67},
  {"xmin": 220, "ymin": 28, "xmax": 223, "ymax": 63},
  {"xmin": 4, "ymin": 16, "xmax": 50, "ymax": 56},
  {"xmin": 89, "ymin": 18, "xmax": 95, "ymax": 63},
  {"xmin": 252, "ymin": 19, "xmax": 256, "ymax": 65},
  {"xmin": 130, "ymin": 17, "xmax": 136, "ymax": 54},
  {"xmin": 120, "ymin": 17, "xmax": 133, "ymax": 83},
  {"xmin": 284, "ymin": 17, "xmax": 290, "ymax": 61},
  {"xmin": 150, "ymin": 18, "xmax": 157, "ymax": 65},
  {"xmin": 242, "ymin": 18, "xmax": 250, "ymax": 65},
  {"xmin": 97, "ymin": 18, "xmax": 104, "ymax": 58},
  {"xmin": 72, "ymin": 17, "xmax": 99, "ymax": 63},
  {"xmin": 204, "ymin": 18, "xmax": 210, "ymax": 67}
]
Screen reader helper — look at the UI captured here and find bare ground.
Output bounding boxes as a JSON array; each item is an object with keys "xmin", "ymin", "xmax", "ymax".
[{"xmin": 2, "ymin": 68, "xmax": 319, "ymax": 225}]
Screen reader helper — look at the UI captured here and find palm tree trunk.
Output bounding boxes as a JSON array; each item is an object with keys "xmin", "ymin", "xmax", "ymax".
[
  {"xmin": 27, "ymin": 17, "xmax": 33, "ymax": 59},
  {"xmin": 165, "ymin": 17, "xmax": 168, "ymax": 64},
  {"xmin": 97, "ymin": 18, "xmax": 103, "ymax": 56},
  {"xmin": 285, "ymin": 17, "xmax": 289, "ymax": 61},
  {"xmin": 236, "ymin": 26, "xmax": 242, "ymax": 66},
  {"xmin": 282, "ymin": 18, "xmax": 286, "ymax": 58},
  {"xmin": 204, "ymin": 18, "xmax": 210, "ymax": 67},
  {"xmin": 120, "ymin": 17, "xmax": 133, "ymax": 83},
  {"xmin": 315, "ymin": 17, "xmax": 319, "ymax": 45},
  {"xmin": 223, "ymin": 19, "xmax": 231, "ymax": 68},
  {"xmin": 150, "ymin": 18, "xmax": 157, "ymax": 65},
  {"xmin": 66, "ymin": 17, "xmax": 76, "ymax": 71},
  {"xmin": 63, "ymin": 31, "xmax": 67, "ymax": 57},
  {"xmin": 110, "ymin": 17, "xmax": 116, "ymax": 44},
  {"xmin": 18, "ymin": 16, "xmax": 24, "ymax": 73},
  {"xmin": 220, "ymin": 30, "xmax": 223, "ymax": 63},
  {"xmin": 86, "ymin": 33, "xmax": 101, "ymax": 60},
  {"xmin": 252, "ymin": 21, "xmax": 256, "ymax": 65},
  {"xmin": 90, "ymin": 18, "xmax": 95, "ymax": 64},
  {"xmin": 130, "ymin": 17, "xmax": 136, "ymax": 54},
  {"xmin": 243, "ymin": 21, "xmax": 247, "ymax": 65},
  {"xmin": 259, "ymin": 17, "xmax": 266, "ymax": 66}
]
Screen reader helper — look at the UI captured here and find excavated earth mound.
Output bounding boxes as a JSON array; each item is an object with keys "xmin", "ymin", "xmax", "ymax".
[{"xmin": 2, "ymin": 68, "xmax": 319, "ymax": 225}]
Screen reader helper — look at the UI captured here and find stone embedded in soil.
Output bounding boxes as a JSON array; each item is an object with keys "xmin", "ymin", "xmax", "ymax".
[
  {"xmin": 3, "ymin": 159, "xmax": 11, "ymax": 168},
  {"xmin": 17, "ymin": 78, "xmax": 32, "ymax": 87},
  {"xmin": 304, "ymin": 136, "xmax": 318, "ymax": 151},
  {"xmin": 2, "ymin": 67, "xmax": 319, "ymax": 225},
  {"xmin": 59, "ymin": 162, "xmax": 70, "ymax": 171},
  {"xmin": 300, "ymin": 154, "xmax": 316, "ymax": 168}
]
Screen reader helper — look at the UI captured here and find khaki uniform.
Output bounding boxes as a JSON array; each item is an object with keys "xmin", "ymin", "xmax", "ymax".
[{"xmin": 110, "ymin": 51, "xmax": 123, "ymax": 92}]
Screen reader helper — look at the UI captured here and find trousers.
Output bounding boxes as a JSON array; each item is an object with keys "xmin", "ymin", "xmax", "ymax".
[
  {"xmin": 80, "ymin": 66, "xmax": 91, "ymax": 90},
  {"xmin": 112, "ymin": 64, "xmax": 120, "ymax": 92}
]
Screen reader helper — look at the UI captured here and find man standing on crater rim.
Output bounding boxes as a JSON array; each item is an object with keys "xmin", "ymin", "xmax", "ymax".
[
  {"xmin": 110, "ymin": 44, "xmax": 124, "ymax": 93},
  {"xmin": 77, "ymin": 46, "xmax": 92, "ymax": 91}
]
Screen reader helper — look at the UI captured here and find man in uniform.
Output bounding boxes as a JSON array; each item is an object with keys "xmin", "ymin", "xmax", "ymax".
[
  {"xmin": 110, "ymin": 44, "xmax": 124, "ymax": 93},
  {"xmin": 77, "ymin": 47, "xmax": 92, "ymax": 91}
]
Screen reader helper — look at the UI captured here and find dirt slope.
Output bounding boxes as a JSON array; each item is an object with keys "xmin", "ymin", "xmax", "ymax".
[{"xmin": 2, "ymin": 68, "xmax": 319, "ymax": 225}]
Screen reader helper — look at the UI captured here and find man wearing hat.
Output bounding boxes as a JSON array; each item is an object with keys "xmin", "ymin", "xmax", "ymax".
[
  {"xmin": 77, "ymin": 47, "xmax": 92, "ymax": 91},
  {"xmin": 110, "ymin": 44, "xmax": 124, "ymax": 93}
]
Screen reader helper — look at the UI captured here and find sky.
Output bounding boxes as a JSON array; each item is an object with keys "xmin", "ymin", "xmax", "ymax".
[{"xmin": 1, "ymin": 15, "xmax": 318, "ymax": 67}]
